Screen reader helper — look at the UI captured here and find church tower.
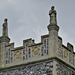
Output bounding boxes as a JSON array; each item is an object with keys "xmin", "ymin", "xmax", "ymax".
[
  {"xmin": 0, "ymin": 6, "xmax": 75, "ymax": 75},
  {"xmin": 0, "ymin": 18, "xmax": 10, "ymax": 68}
]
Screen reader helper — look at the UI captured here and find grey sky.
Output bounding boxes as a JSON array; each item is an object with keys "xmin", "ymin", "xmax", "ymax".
[{"xmin": 0, "ymin": 0, "xmax": 75, "ymax": 51}]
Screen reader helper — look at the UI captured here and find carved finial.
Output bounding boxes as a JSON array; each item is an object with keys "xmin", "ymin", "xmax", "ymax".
[
  {"xmin": 2, "ymin": 18, "xmax": 8, "ymax": 37},
  {"xmin": 49, "ymin": 6, "xmax": 57, "ymax": 25}
]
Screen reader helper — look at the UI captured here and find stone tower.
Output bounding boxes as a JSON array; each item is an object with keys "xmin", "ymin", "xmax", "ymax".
[
  {"xmin": 0, "ymin": 18, "xmax": 10, "ymax": 68},
  {"xmin": 0, "ymin": 6, "xmax": 75, "ymax": 75}
]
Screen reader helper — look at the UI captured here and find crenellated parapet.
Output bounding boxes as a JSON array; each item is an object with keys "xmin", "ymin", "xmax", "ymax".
[{"xmin": 1, "ymin": 34, "xmax": 74, "ymax": 70}]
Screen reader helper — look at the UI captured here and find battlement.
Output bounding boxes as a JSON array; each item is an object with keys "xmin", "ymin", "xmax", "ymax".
[{"xmin": 0, "ymin": 34, "xmax": 73, "ymax": 69}]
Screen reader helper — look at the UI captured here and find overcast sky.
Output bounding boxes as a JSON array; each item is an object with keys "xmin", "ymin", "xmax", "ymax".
[{"xmin": 0, "ymin": 0, "xmax": 75, "ymax": 51}]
